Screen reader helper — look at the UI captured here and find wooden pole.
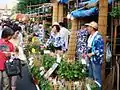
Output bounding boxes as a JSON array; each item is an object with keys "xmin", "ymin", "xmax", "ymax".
[
  {"xmin": 43, "ymin": 20, "xmax": 46, "ymax": 27},
  {"xmin": 66, "ymin": 19, "xmax": 78, "ymax": 62},
  {"xmin": 52, "ymin": 2, "xmax": 58, "ymax": 24},
  {"xmin": 98, "ymin": 0, "xmax": 108, "ymax": 89},
  {"xmin": 58, "ymin": 3, "xmax": 64, "ymax": 22}
]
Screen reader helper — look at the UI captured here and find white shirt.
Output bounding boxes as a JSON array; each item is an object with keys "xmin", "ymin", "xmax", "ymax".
[
  {"xmin": 18, "ymin": 32, "xmax": 23, "ymax": 47},
  {"xmin": 0, "ymin": 26, "xmax": 3, "ymax": 39},
  {"xmin": 60, "ymin": 27, "xmax": 70, "ymax": 50},
  {"xmin": 87, "ymin": 31, "xmax": 98, "ymax": 48}
]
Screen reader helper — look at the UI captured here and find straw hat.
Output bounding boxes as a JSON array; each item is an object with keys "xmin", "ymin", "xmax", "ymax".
[
  {"xmin": 39, "ymin": 24, "xmax": 43, "ymax": 27},
  {"xmin": 52, "ymin": 22, "xmax": 59, "ymax": 26},
  {"xmin": 85, "ymin": 21, "xmax": 98, "ymax": 29}
]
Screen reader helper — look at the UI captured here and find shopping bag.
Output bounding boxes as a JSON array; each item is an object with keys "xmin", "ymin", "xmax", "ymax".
[
  {"xmin": 106, "ymin": 43, "xmax": 112, "ymax": 62},
  {"xmin": 5, "ymin": 57, "xmax": 22, "ymax": 77}
]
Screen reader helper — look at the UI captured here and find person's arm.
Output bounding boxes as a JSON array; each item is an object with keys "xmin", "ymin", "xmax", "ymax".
[
  {"xmin": 87, "ymin": 37, "xmax": 104, "ymax": 58},
  {"xmin": 45, "ymin": 35, "xmax": 53, "ymax": 47},
  {"xmin": 59, "ymin": 36, "xmax": 66, "ymax": 51}
]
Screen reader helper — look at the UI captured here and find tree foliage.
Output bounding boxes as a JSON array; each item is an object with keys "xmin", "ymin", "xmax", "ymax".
[
  {"xmin": 16, "ymin": 0, "xmax": 50, "ymax": 13},
  {"xmin": 110, "ymin": 6, "xmax": 120, "ymax": 18}
]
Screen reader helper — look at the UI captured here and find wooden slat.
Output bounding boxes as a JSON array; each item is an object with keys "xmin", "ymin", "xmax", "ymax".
[
  {"xmin": 113, "ymin": 26, "xmax": 117, "ymax": 55},
  {"xmin": 27, "ymin": 3, "xmax": 52, "ymax": 8},
  {"xmin": 116, "ymin": 60, "xmax": 119, "ymax": 90}
]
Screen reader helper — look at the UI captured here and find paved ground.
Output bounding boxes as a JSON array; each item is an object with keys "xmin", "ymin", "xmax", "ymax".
[{"xmin": 16, "ymin": 65, "xmax": 37, "ymax": 90}]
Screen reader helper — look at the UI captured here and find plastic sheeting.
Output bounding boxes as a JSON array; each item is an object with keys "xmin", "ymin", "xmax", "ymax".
[
  {"xmin": 57, "ymin": 0, "xmax": 68, "ymax": 4},
  {"xmin": 70, "ymin": 0, "xmax": 113, "ymax": 18},
  {"xmin": 57, "ymin": 0, "xmax": 112, "ymax": 4},
  {"xmin": 83, "ymin": 0, "xmax": 113, "ymax": 4},
  {"xmin": 71, "ymin": 7, "xmax": 98, "ymax": 18}
]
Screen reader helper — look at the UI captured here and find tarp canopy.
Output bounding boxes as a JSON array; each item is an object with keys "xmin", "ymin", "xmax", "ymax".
[
  {"xmin": 81, "ymin": 0, "xmax": 113, "ymax": 5},
  {"xmin": 58, "ymin": 0, "xmax": 113, "ymax": 4},
  {"xmin": 70, "ymin": 0, "xmax": 113, "ymax": 18},
  {"xmin": 57, "ymin": 0, "xmax": 68, "ymax": 4},
  {"xmin": 71, "ymin": 7, "xmax": 98, "ymax": 18}
]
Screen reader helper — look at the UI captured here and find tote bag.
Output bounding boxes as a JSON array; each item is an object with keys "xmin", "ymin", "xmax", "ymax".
[
  {"xmin": 106, "ymin": 43, "xmax": 112, "ymax": 62},
  {"xmin": 5, "ymin": 57, "xmax": 22, "ymax": 76}
]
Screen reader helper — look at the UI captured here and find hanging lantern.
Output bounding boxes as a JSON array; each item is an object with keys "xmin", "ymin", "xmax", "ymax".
[
  {"xmin": 67, "ymin": 12, "xmax": 71, "ymax": 19},
  {"xmin": 71, "ymin": 15, "xmax": 74, "ymax": 20}
]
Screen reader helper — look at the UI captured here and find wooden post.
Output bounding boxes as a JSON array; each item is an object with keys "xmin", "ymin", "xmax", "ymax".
[
  {"xmin": 66, "ymin": 19, "xmax": 78, "ymax": 62},
  {"xmin": 52, "ymin": 2, "xmax": 58, "ymax": 24},
  {"xmin": 113, "ymin": 25, "xmax": 117, "ymax": 55},
  {"xmin": 98, "ymin": 0, "xmax": 108, "ymax": 89},
  {"xmin": 58, "ymin": 3, "xmax": 64, "ymax": 22},
  {"xmin": 43, "ymin": 20, "xmax": 46, "ymax": 27}
]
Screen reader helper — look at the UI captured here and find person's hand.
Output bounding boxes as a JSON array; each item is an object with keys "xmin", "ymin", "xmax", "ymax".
[
  {"xmin": 87, "ymin": 53, "xmax": 93, "ymax": 58},
  {"xmin": 4, "ymin": 52, "xmax": 15, "ymax": 57},
  {"xmin": 4, "ymin": 52, "xmax": 11, "ymax": 57},
  {"xmin": 43, "ymin": 45, "xmax": 47, "ymax": 48},
  {"xmin": 82, "ymin": 54, "xmax": 87, "ymax": 59}
]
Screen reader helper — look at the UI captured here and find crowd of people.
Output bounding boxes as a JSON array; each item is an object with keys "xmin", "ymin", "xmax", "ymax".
[
  {"xmin": 0, "ymin": 20, "xmax": 26, "ymax": 90},
  {"xmin": 0, "ymin": 19, "xmax": 104, "ymax": 90}
]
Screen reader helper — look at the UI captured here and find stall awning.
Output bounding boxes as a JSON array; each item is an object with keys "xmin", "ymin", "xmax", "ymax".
[
  {"xmin": 57, "ymin": 0, "xmax": 68, "ymax": 4},
  {"xmin": 70, "ymin": 0, "xmax": 113, "ymax": 18},
  {"xmin": 71, "ymin": 7, "xmax": 98, "ymax": 18}
]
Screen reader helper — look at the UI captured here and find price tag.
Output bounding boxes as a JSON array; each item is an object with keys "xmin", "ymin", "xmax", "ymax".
[{"xmin": 44, "ymin": 50, "xmax": 50, "ymax": 54}]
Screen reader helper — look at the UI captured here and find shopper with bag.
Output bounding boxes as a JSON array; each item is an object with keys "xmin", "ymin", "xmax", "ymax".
[
  {"xmin": 85, "ymin": 21, "xmax": 104, "ymax": 89},
  {"xmin": 0, "ymin": 27, "xmax": 15, "ymax": 90},
  {"xmin": 9, "ymin": 25, "xmax": 24, "ymax": 90}
]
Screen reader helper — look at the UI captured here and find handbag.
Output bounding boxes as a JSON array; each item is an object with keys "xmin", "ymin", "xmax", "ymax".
[
  {"xmin": 5, "ymin": 57, "xmax": 22, "ymax": 77},
  {"xmin": 106, "ymin": 43, "xmax": 112, "ymax": 62}
]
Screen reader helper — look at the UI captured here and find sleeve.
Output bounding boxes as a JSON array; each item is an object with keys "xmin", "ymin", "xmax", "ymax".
[
  {"xmin": 60, "ymin": 37, "xmax": 66, "ymax": 51},
  {"xmin": 45, "ymin": 35, "xmax": 53, "ymax": 47},
  {"xmin": 10, "ymin": 43, "xmax": 15, "ymax": 52},
  {"xmin": 68, "ymin": 30, "xmax": 71, "ymax": 35},
  {"xmin": 19, "ymin": 33, "xmax": 23, "ymax": 46},
  {"xmin": 92, "ymin": 37, "xmax": 104, "ymax": 59}
]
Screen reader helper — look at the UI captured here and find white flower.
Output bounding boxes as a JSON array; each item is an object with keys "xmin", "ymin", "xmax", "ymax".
[
  {"xmin": 82, "ymin": 69, "xmax": 85, "ymax": 73},
  {"xmin": 71, "ymin": 15, "xmax": 75, "ymax": 20},
  {"xmin": 39, "ymin": 67, "xmax": 45, "ymax": 71}
]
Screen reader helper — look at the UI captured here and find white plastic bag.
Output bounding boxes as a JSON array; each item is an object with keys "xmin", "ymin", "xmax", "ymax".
[{"xmin": 106, "ymin": 43, "xmax": 112, "ymax": 62}]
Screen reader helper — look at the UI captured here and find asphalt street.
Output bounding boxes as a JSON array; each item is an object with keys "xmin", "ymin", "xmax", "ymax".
[{"xmin": 16, "ymin": 65, "xmax": 37, "ymax": 90}]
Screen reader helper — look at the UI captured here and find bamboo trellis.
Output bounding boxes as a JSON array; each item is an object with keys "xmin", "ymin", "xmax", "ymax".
[{"xmin": 112, "ymin": 1, "xmax": 120, "ymax": 90}]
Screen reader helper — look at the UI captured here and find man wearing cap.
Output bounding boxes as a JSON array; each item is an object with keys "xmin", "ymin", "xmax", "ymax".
[{"xmin": 85, "ymin": 21, "xmax": 104, "ymax": 88}]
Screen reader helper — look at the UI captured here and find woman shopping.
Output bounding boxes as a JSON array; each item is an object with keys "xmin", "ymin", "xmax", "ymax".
[{"xmin": 45, "ymin": 23, "xmax": 65, "ymax": 54}]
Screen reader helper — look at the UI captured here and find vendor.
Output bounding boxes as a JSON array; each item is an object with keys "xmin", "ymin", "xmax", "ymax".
[
  {"xmin": 45, "ymin": 23, "xmax": 65, "ymax": 54},
  {"xmin": 85, "ymin": 21, "xmax": 104, "ymax": 88}
]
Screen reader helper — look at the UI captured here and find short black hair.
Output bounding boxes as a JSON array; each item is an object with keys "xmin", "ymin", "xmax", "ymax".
[
  {"xmin": 52, "ymin": 25, "xmax": 60, "ymax": 32},
  {"xmin": 12, "ymin": 24, "xmax": 22, "ymax": 32},
  {"xmin": 59, "ymin": 22, "xmax": 65, "ymax": 27},
  {"xmin": 1, "ymin": 27, "xmax": 14, "ymax": 38}
]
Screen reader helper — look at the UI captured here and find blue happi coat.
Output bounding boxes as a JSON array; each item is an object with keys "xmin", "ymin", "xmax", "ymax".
[{"xmin": 89, "ymin": 33, "xmax": 104, "ymax": 64}]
